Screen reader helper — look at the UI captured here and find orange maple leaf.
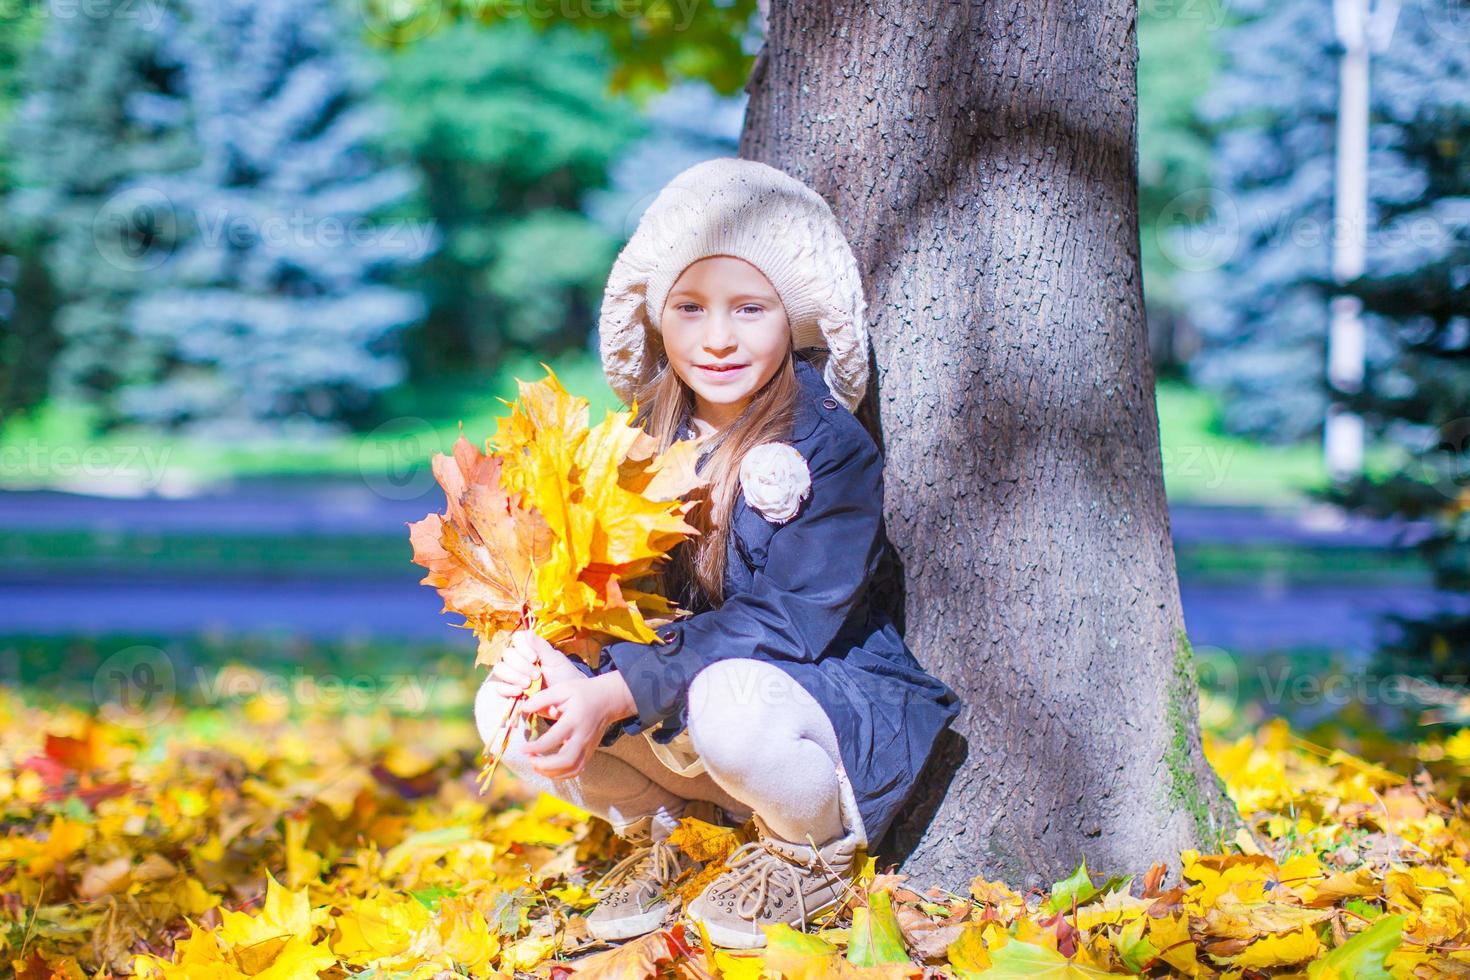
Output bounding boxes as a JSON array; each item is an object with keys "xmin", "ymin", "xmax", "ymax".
[{"xmin": 407, "ymin": 436, "xmax": 553, "ymax": 667}]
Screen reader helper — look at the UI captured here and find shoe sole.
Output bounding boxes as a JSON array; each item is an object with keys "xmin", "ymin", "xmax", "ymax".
[
  {"xmin": 684, "ymin": 893, "xmax": 844, "ymax": 950},
  {"xmin": 586, "ymin": 904, "xmax": 673, "ymax": 942}
]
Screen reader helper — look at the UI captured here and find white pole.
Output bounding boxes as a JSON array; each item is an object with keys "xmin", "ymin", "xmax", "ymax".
[{"xmin": 1325, "ymin": 0, "xmax": 1401, "ymax": 483}]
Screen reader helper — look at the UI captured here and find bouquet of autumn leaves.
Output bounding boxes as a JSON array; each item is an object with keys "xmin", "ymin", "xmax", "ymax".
[{"xmin": 409, "ymin": 365, "xmax": 710, "ymax": 790}]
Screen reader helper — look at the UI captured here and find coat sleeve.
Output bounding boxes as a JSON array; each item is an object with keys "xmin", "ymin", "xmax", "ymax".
[{"xmin": 601, "ymin": 424, "xmax": 884, "ymax": 738}]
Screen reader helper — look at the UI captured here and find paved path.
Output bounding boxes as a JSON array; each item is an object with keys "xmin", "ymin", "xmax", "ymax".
[
  {"xmin": 2, "ymin": 573, "xmax": 1462, "ymax": 654},
  {"xmin": 0, "ymin": 483, "xmax": 1439, "ymax": 547},
  {"xmin": 0, "ymin": 484, "xmax": 1456, "ymax": 652}
]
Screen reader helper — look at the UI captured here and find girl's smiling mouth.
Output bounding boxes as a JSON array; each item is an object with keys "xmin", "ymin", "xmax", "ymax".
[{"xmin": 697, "ymin": 363, "xmax": 749, "ymax": 378}]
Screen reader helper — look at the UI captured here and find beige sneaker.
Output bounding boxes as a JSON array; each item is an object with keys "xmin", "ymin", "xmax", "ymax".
[
  {"xmin": 684, "ymin": 813, "xmax": 861, "ymax": 949},
  {"xmin": 585, "ymin": 800, "xmax": 725, "ymax": 942}
]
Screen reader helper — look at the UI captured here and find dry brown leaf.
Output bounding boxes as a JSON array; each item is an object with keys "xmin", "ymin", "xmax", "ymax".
[
  {"xmin": 1200, "ymin": 895, "xmax": 1335, "ymax": 941},
  {"xmin": 893, "ymin": 904, "xmax": 966, "ymax": 962},
  {"xmin": 557, "ymin": 922, "xmax": 696, "ymax": 980}
]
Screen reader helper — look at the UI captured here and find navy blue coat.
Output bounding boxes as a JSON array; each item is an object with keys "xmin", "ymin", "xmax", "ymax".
[{"xmin": 575, "ymin": 357, "xmax": 962, "ymax": 849}]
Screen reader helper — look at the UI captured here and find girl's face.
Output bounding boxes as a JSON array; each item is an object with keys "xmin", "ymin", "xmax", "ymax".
[{"xmin": 660, "ymin": 255, "xmax": 791, "ymax": 431}]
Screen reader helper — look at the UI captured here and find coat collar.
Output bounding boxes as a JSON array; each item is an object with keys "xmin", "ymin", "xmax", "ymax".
[{"xmin": 789, "ymin": 355, "xmax": 829, "ymax": 443}]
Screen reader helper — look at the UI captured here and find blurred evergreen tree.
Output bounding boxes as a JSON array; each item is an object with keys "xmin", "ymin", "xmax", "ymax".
[
  {"xmin": 122, "ymin": 0, "xmax": 432, "ymax": 434},
  {"xmin": 1178, "ymin": 0, "xmax": 1469, "ymax": 443},
  {"xmin": 7, "ymin": 0, "xmax": 195, "ymax": 429},
  {"xmin": 10, "ymin": 0, "xmax": 430, "ymax": 434},
  {"xmin": 0, "ymin": 2, "xmax": 55, "ymax": 420},
  {"xmin": 1326, "ymin": 2, "xmax": 1470, "ymax": 681},
  {"xmin": 1181, "ymin": 0, "xmax": 1470, "ymax": 680},
  {"xmin": 375, "ymin": 20, "xmax": 643, "ymax": 379}
]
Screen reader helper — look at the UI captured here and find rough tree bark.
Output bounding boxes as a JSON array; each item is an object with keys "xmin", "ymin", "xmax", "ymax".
[{"xmin": 741, "ymin": 0, "xmax": 1243, "ymax": 893}]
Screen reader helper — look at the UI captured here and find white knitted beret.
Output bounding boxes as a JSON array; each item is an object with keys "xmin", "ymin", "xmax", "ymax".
[{"xmin": 598, "ymin": 157, "xmax": 870, "ymax": 412}]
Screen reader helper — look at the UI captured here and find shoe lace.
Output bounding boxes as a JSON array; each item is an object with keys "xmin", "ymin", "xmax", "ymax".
[
  {"xmin": 589, "ymin": 837, "xmax": 684, "ymax": 901},
  {"xmin": 721, "ymin": 840, "xmax": 813, "ymax": 923}
]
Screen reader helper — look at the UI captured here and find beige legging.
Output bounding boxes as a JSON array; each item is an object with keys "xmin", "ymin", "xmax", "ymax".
[{"xmin": 475, "ymin": 657, "xmax": 858, "ymax": 847}]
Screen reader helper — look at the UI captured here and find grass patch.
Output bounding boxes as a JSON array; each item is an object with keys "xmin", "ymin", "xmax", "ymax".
[
  {"xmin": 3, "ymin": 367, "xmax": 1417, "ymax": 507},
  {"xmin": 1155, "ymin": 380, "xmax": 1408, "ymax": 505},
  {"xmin": 1173, "ymin": 542, "xmax": 1431, "ymax": 584},
  {"xmin": 2, "ymin": 528, "xmax": 1433, "ymax": 583},
  {"xmin": 0, "ymin": 351, "xmax": 617, "ymax": 491},
  {"xmin": 0, "ymin": 631, "xmax": 473, "ymax": 718},
  {"xmin": 1, "ymin": 531, "xmax": 414, "ymax": 578},
  {"xmin": 0, "ymin": 530, "xmax": 414, "ymax": 578}
]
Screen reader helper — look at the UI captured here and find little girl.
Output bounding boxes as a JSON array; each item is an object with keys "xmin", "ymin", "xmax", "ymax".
[{"xmin": 474, "ymin": 157, "xmax": 961, "ymax": 950}]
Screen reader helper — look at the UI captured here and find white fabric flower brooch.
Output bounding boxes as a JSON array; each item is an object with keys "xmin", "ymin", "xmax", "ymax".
[{"xmin": 738, "ymin": 442, "xmax": 812, "ymax": 524}]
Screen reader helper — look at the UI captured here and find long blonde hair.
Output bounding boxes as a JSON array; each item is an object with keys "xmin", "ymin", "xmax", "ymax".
[{"xmin": 631, "ymin": 327, "xmax": 820, "ymax": 609}]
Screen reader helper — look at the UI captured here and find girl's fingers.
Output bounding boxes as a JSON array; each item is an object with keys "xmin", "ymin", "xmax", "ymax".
[
  {"xmin": 516, "ymin": 630, "xmax": 545, "ymax": 660},
  {"xmin": 531, "ymin": 742, "xmax": 585, "ymax": 778},
  {"xmin": 504, "ymin": 632, "xmax": 531, "ymax": 661},
  {"xmin": 489, "ymin": 680, "xmax": 522, "ymax": 700},
  {"xmin": 493, "ymin": 664, "xmax": 530, "ymax": 688},
  {"xmin": 527, "ymin": 633, "xmax": 558, "ymax": 662},
  {"xmin": 518, "ymin": 687, "xmax": 565, "ymax": 719},
  {"xmin": 523, "ymin": 714, "xmax": 575, "ymax": 756},
  {"xmin": 491, "ymin": 676, "xmax": 527, "ymax": 699},
  {"xmin": 503, "ymin": 646, "xmax": 535, "ymax": 675},
  {"xmin": 515, "ymin": 696, "xmax": 553, "ymax": 719},
  {"xmin": 497, "ymin": 648, "xmax": 540, "ymax": 680}
]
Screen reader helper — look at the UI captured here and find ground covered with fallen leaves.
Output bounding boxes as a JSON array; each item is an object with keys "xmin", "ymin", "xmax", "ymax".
[{"xmin": 0, "ymin": 651, "xmax": 1466, "ymax": 979}]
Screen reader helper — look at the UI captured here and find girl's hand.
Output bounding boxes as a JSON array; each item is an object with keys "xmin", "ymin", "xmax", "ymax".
[
  {"xmin": 516, "ymin": 672, "xmax": 637, "ymax": 779},
  {"xmin": 487, "ymin": 630, "xmax": 588, "ymax": 701}
]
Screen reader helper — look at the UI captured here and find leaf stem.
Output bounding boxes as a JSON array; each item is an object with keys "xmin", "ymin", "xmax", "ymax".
[{"xmin": 477, "ymin": 610, "xmax": 546, "ymax": 793}]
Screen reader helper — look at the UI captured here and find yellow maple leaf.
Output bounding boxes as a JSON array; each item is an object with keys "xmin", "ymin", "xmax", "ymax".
[
  {"xmin": 1221, "ymin": 925, "xmax": 1324, "ymax": 969},
  {"xmin": 501, "ymin": 933, "xmax": 557, "ymax": 972},
  {"xmin": 432, "ymin": 900, "xmax": 501, "ymax": 974},
  {"xmin": 131, "ymin": 921, "xmax": 234, "ymax": 979},
  {"xmin": 2, "ymin": 815, "xmax": 89, "ymax": 876},
  {"xmin": 217, "ymin": 870, "xmax": 313, "ymax": 951},
  {"xmin": 489, "ymin": 362, "xmax": 589, "ymax": 492},
  {"xmin": 946, "ymin": 920, "xmax": 992, "ymax": 978},
  {"xmin": 250, "ymin": 933, "xmax": 338, "ymax": 980},
  {"xmin": 331, "ymin": 891, "xmax": 432, "ymax": 965},
  {"xmin": 1181, "ymin": 851, "xmax": 1280, "ymax": 907},
  {"xmin": 411, "ymin": 365, "xmax": 709, "ymax": 670},
  {"xmin": 668, "ymin": 815, "xmax": 744, "ymax": 864},
  {"xmin": 1144, "ymin": 913, "xmax": 1201, "ymax": 976}
]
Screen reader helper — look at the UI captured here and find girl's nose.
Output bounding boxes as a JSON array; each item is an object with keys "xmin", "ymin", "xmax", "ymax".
[{"xmin": 704, "ymin": 312, "xmax": 737, "ymax": 351}]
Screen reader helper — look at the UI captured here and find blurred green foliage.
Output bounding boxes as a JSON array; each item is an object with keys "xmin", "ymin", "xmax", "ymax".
[
  {"xmin": 0, "ymin": 4, "xmax": 57, "ymax": 421},
  {"xmin": 1136, "ymin": 3, "xmax": 1224, "ymax": 375},
  {"xmin": 375, "ymin": 19, "xmax": 644, "ymax": 378},
  {"xmin": 357, "ymin": 0, "xmax": 759, "ymax": 103}
]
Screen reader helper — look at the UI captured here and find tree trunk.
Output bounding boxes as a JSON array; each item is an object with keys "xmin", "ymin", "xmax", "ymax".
[{"xmin": 741, "ymin": 0, "xmax": 1243, "ymax": 893}]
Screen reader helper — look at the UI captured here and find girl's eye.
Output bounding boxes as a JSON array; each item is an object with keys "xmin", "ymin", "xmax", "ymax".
[
  {"xmin": 677, "ymin": 303, "xmax": 701, "ymax": 314},
  {"xmin": 737, "ymin": 304, "xmax": 762, "ymax": 315}
]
